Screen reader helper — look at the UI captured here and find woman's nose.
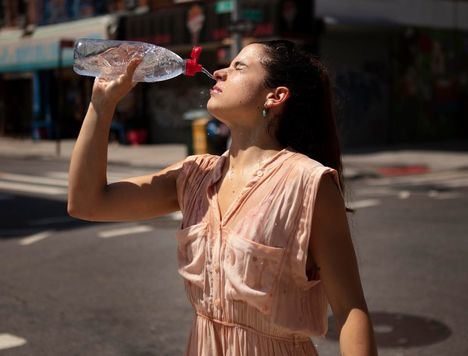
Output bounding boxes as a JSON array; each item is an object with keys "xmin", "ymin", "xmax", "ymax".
[{"xmin": 213, "ymin": 68, "xmax": 227, "ymax": 81}]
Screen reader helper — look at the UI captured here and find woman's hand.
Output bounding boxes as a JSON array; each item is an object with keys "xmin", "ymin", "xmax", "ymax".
[{"xmin": 90, "ymin": 56, "xmax": 143, "ymax": 117}]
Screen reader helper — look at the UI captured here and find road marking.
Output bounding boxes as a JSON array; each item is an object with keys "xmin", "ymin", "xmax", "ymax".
[
  {"xmin": 443, "ymin": 177, "xmax": 468, "ymax": 188},
  {"xmin": 0, "ymin": 172, "xmax": 68, "ymax": 186},
  {"xmin": 98, "ymin": 225, "xmax": 154, "ymax": 238},
  {"xmin": 355, "ymin": 187, "xmax": 394, "ymax": 196},
  {"xmin": 347, "ymin": 199, "xmax": 381, "ymax": 210},
  {"xmin": 29, "ymin": 216, "xmax": 73, "ymax": 226},
  {"xmin": 45, "ymin": 171, "xmax": 69, "ymax": 179},
  {"xmin": 19, "ymin": 231, "xmax": 53, "ymax": 246},
  {"xmin": 46, "ymin": 171, "xmax": 126, "ymax": 183},
  {"xmin": 0, "ymin": 181, "xmax": 66, "ymax": 195},
  {"xmin": 398, "ymin": 191, "xmax": 411, "ymax": 199},
  {"xmin": 0, "ymin": 333, "xmax": 27, "ymax": 350},
  {"xmin": 168, "ymin": 211, "xmax": 183, "ymax": 220},
  {"xmin": 428, "ymin": 190, "xmax": 462, "ymax": 200},
  {"xmin": 369, "ymin": 171, "xmax": 468, "ymax": 186}
]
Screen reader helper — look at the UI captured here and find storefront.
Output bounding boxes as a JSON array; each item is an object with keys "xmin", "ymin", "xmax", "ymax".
[
  {"xmin": 319, "ymin": 18, "xmax": 468, "ymax": 146},
  {"xmin": 316, "ymin": 0, "xmax": 468, "ymax": 146},
  {"xmin": 0, "ymin": 14, "xmax": 118, "ymax": 138}
]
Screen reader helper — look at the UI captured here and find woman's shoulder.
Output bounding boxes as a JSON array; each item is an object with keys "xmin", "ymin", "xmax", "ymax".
[
  {"xmin": 284, "ymin": 150, "xmax": 340, "ymax": 189},
  {"xmin": 181, "ymin": 153, "xmax": 221, "ymax": 170},
  {"xmin": 286, "ymin": 150, "xmax": 327, "ymax": 175}
]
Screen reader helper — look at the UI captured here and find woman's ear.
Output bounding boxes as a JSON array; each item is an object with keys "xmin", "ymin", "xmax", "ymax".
[{"xmin": 266, "ymin": 86, "xmax": 290, "ymax": 108}]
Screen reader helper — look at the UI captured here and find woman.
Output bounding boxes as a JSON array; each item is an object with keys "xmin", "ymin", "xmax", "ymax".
[{"xmin": 68, "ymin": 40, "xmax": 377, "ymax": 355}]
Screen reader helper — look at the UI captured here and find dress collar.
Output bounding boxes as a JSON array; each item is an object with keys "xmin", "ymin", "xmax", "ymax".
[{"xmin": 209, "ymin": 146, "xmax": 297, "ymax": 186}]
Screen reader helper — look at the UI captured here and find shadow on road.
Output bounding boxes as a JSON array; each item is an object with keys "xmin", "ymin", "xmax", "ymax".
[
  {"xmin": 327, "ymin": 312, "xmax": 451, "ymax": 348},
  {"xmin": 0, "ymin": 193, "xmax": 181, "ymax": 239},
  {"xmin": 0, "ymin": 194, "xmax": 95, "ymax": 239}
]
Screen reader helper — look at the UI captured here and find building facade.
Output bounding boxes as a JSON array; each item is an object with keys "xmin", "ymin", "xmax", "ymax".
[
  {"xmin": 3, "ymin": 0, "xmax": 464, "ymax": 146},
  {"xmin": 0, "ymin": 0, "xmax": 320, "ymax": 146},
  {"xmin": 316, "ymin": 0, "xmax": 468, "ymax": 146}
]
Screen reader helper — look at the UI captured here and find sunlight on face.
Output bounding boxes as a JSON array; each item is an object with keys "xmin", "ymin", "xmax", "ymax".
[{"xmin": 207, "ymin": 44, "xmax": 269, "ymax": 125}]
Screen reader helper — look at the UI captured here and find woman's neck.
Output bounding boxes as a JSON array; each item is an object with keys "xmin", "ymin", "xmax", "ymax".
[{"xmin": 223, "ymin": 119, "xmax": 284, "ymax": 173}]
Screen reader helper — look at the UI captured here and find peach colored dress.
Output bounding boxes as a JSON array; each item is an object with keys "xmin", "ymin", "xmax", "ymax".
[{"xmin": 175, "ymin": 146, "xmax": 341, "ymax": 356}]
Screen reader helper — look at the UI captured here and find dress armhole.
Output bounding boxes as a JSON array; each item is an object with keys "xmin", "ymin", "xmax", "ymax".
[
  {"xmin": 176, "ymin": 154, "xmax": 218, "ymax": 214},
  {"xmin": 290, "ymin": 166, "xmax": 343, "ymax": 289},
  {"xmin": 176, "ymin": 155, "xmax": 197, "ymax": 213}
]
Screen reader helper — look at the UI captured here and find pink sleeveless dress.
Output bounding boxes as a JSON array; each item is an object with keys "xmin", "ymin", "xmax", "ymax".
[{"xmin": 175, "ymin": 146, "xmax": 341, "ymax": 356}]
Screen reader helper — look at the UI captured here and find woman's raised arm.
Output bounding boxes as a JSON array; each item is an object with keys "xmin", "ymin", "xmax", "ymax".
[{"xmin": 67, "ymin": 57, "xmax": 183, "ymax": 222}]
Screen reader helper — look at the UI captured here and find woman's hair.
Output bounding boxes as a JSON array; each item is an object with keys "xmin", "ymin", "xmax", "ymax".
[{"xmin": 254, "ymin": 40, "xmax": 349, "ymax": 206}]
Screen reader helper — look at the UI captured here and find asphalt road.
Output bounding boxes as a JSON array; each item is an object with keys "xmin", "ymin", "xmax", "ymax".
[{"xmin": 1, "ymin": 155, "xmax": 467, "ymax": 356}]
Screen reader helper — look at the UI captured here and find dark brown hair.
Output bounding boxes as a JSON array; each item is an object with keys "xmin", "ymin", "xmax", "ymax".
[{"xmin": 254, "ymin": 40, "xmax": 349, "ymax": 207}]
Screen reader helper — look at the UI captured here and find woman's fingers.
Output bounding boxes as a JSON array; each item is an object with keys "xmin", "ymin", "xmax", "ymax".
[
  {"xmin": 125, "ymin": 57, "xmax": 143, "ymax": 83},
  {"xmin": 90, "ymin": 56, "xmax": 144, "ymax": 112}
]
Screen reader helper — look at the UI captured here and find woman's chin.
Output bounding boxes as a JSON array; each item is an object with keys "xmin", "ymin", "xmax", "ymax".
[{"xmin": 207, "ymin": 101, "xmax": 222, "ymax": 118}]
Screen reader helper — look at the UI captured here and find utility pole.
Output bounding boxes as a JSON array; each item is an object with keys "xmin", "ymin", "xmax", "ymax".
[{"xmin": 231, "ymin": 0, "xmax": 242, "ymax": 59}]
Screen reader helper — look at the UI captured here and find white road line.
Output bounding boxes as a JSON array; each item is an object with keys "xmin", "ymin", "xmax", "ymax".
[
  {"xmin": 19, "ymin": 231, "xmax": 53, "ymax": 246},
  {"xmin": 29, "ymin": 216, "xmax": 73, "ymax": 226},
  {"xmin": 398, "ymin": 191, "xmax": 411, "ymax": 199},
  {"xmin": 98, "ymin": 225, "xmax": 154, "ymax": 238},
  {"xmin": 355, "ymin": 187, "xmax": 395, "ymax": 196},
  {"xmin": 347, "ymin": 199, "xmax": 381, "ymax": 210},
  {"xmin": 0, "ymin": 172, "xmax": 68, "ymax": 186},
  {"xmin": 0, "ymin": 333, "xmax": 27, "ymax": 350},
  {"xmin": 442, "ymin": 177, "xmax": 468, "ymax": 188},
  {"xmin": 0, "ymin": 181, "xmax": 66, "ymax": 195},
  {"xmin": 47, "ymin": 171, "xmax": 126, "ymax": 183},
  {"xmin": 369, "ymin": 171, "xmax": 468, "ymax": 186},
  {"xmin": 167, "ymin": 211, "xmax": 183, "ymax": 220},
  {"xmin": 45, "ymin": 171, "xmax": 69, "ymax": 179},
  {"xmin": 428, "ymin": 191, "xmax": 463, "ymax": 200}
]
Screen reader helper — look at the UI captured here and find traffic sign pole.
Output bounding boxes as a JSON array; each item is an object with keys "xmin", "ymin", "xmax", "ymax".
[{"xmin": 231, "ymin": 0, "xmax": 242, "ymax": 59}]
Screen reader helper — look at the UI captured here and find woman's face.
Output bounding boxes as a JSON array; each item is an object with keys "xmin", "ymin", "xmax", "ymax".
[{"xmin": 207, "ymin": 43, "xmax": 270, "ymax": 127}]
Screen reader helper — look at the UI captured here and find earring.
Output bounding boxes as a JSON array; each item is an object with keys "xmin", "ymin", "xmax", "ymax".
[{"xmin": 262, "ymin": 100, "xmax": 272, "ymax": 118}]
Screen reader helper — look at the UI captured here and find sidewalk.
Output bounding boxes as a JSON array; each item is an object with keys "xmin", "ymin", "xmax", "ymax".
[{"xmin": 1, "ymin": 137, "xmax": 468, "ymax": 179}]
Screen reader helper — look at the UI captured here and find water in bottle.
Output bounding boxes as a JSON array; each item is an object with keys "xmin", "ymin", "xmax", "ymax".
[{"xmin": 73, "ymin": 38, "xmax": 215, "ymax": 82}]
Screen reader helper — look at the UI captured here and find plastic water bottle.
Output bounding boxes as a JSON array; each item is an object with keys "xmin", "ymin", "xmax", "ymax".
[{"xmin": 73, "ymin": 38, "xmax": 215, "ymax": 82}]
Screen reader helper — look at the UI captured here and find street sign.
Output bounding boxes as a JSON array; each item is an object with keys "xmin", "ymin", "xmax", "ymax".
[
  {"xmin": 243, "ymin": 9, "xmax": 263, "ymax": 22},
  {"xmin": 215, "ymin": 0, "xmax": 233, "ymax": 14}
]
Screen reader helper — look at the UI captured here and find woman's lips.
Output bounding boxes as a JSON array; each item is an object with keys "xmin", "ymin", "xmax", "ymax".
[{"xmin": 210, "ymin": 86, "xmax": 222, "ymax": 94}]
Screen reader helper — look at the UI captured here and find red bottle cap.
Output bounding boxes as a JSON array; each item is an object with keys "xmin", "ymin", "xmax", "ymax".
[{"xmin": 185, "ymin": 46, "xmax": 203, "ymax": 76}]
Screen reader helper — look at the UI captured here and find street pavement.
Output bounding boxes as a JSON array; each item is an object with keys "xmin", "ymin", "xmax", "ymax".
[
  {"xmin": 1, "ymin": 139, "xmax": 468, "ymax": 355},
  {"xmin": 1, "ymin": 137, "xmax": 468, "ymax": 177}
]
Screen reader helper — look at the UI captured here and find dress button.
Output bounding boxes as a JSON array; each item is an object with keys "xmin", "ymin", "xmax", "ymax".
[
  {"xmin": 214, "ymin": 265, "xmax": 220, "ymax": 273},
  {"xmin": 214, "ymin": 298, "xmax": 221, "ymax": 307},
  {"xmin": 256, "ymin": 170, "xmax": 264, "ymax": 177}
]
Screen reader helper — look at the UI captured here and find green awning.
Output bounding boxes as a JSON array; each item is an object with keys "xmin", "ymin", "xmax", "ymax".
[{"xmin": 0, "ymin": 15, "xmax": 118, "ymax": 73}]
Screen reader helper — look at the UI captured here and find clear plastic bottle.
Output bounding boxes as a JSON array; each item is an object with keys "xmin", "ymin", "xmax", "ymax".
[{"xmin": 73, "ymin": 38, "xmax": 214, "ymax": 82}]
